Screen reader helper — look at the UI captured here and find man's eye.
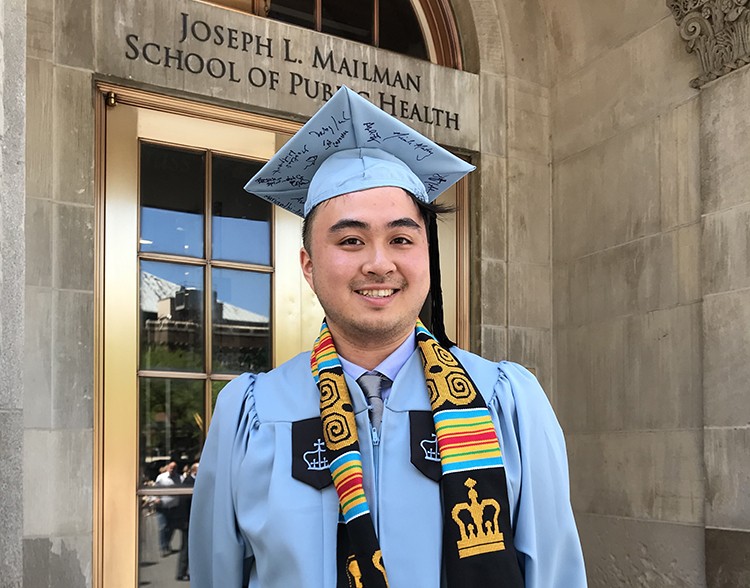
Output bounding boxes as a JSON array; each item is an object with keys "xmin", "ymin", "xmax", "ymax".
[
  {"xmin": 392, "ymin": 237, "xmax": 412, "ymax": 245},
  {"xmin": 340, "ymin": 237, "xmax": 363, "ymax": 246}
]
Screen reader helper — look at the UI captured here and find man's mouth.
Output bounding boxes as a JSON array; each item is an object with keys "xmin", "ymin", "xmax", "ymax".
[{"xmin": 355, "ymin": 288, "xmax": 398, "ymax": 298}]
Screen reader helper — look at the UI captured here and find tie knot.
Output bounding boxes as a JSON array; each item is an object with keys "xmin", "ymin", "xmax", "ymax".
[
  {"xmin": 358, "ymin": 373, "xmax": 384, "ymax": 401},
  {"xmin": 358, "ymin": 373, "xmax": 387, "ymax": 431}
]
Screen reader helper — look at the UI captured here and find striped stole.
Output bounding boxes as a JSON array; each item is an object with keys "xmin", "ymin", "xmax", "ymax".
[{"xmin": 312, "ymin": 321, "xmax": 524, "ymax": 587}]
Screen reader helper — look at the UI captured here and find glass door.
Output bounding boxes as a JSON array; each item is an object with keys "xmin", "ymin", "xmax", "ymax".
[{"xmin": 101, "ymin": 100, "xmax": 321, "ymax": 587}]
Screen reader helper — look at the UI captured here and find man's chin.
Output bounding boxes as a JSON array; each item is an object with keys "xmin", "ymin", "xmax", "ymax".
[{"xmin": 329, "ymin": 316, "xmax": 415, "ymax": 343}]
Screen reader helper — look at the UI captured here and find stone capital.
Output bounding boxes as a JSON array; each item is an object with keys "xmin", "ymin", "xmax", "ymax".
[{"xmin": 668, "ymin": 0, "xmax": 750, "ymax": 87}]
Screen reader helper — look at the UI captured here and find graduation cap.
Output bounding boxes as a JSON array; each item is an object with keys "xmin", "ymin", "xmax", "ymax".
[{"xmin": 244, "ymin": 86, "xmax": 475, "ymax": 347}]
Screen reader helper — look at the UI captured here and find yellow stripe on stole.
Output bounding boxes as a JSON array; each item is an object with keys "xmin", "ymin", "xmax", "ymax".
[{"xmin": 434, "ymin": 416, "xmax": 495, "ymax": 431}]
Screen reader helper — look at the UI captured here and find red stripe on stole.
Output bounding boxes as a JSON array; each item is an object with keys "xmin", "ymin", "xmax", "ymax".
[
  {"xmin": 313, "ymin": 337, "xmax": 334, "ymax": 356},
  {"xmin": 339, "ymin": 485, "xmax": 364, "ymax": 505},
  {"xmin": 336, "ymin": 473, "xmax": 364, "ymax": 499},
  {"xmin": 437, "ymin": 429, "xmax": 497, "ymax": 450},
  {"xmin": 439, "ymin": 441, "xmax": 499, "ymax": 456}
]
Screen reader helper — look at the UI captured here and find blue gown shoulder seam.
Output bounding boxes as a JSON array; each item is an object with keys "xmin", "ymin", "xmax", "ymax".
[{"xmin": 216, "ymin": 372, "xmax": 260, "ymax": 431}]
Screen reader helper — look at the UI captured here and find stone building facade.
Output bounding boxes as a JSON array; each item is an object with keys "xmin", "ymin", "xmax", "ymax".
[{"xmin": 1, "ymin": 0, "xmax": 748, "ymax": 586}]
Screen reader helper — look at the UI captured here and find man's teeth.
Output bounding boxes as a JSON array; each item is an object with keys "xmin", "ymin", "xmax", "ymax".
[{"xmin": 358, "ymin": 289, "xmax": 395, "ymax": 298}]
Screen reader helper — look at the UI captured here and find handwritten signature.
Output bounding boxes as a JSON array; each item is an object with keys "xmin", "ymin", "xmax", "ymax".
[
  {"xmin": 424, "ymin": 173, "xmax": 448, "ymax": 193},
  {"xmin": 383, "ymin": 131, "xmax": 434, "ymax": 161}
]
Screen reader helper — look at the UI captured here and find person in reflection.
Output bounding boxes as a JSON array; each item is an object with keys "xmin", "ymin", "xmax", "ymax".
[
  {"xmin": 154, "ymin": 460, "xmax": 180, "ymax": 557},
  {"xmin": 190, "ymin": 86, "xmax": 587, "ymax": 587},
  {"xmin": 177, "ymin": 462, "xmax": 199, "ymax": 581}
]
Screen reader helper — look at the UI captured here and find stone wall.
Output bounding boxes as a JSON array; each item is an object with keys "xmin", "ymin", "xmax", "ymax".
[
  {"xmin": 24, "ymin": 0, "xmax": 95, "ymax": 583},
  {"xmin": 455, "ymin": 0, "xmax": 555, "ymax": 397},
  {"xmin": 1, "ymin": 0, "xmax": 27, "ymax": 585},
  {"xmin": 545, "ymin": 3, "xmax": 706, "ymax": 585},
  {"xmin": 700, "ymin": 66, "xmax": 750, "ymax": 588}
]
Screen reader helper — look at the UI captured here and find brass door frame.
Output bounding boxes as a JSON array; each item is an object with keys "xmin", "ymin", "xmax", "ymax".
[{"xmin": 94, "ymin": 82, "xmax": 469, "ymax": 587}]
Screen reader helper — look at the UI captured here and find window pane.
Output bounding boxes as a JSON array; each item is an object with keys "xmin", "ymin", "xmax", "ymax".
[
  {"xmin": 140, "ymin": 142, "xmax": 205, "ymax": 258},
  {"xmin": 140, "ymin": 261, "xmax": 205, "ymax": 372},
  {"xmin": 379, "ymin": 0, "xmax": 428, "ymax": 59},
  {"xmin": 139, "ymin": 377, "xmax": 204, "ymax": 486},
  {"xmin": 212, "ymin": 268, "xmax": 271, "ymax": 374},
  {"xmin": 322, "ymin": 0, "xmax": 373, "ymax": 44},
  {"xmin": 138, "ymin": 492, "xmax": 191, "ymax": 580},
  {"xmin": 268, "ymin": 0, "xmax": 315, "ymax": 30},
  {"xmin": 138, "ymin": 376, "xmax": 202, "ymax": 576},
  {"xmin": 212, "ymin": 155, "xmax": 271, "ymax": 265}
]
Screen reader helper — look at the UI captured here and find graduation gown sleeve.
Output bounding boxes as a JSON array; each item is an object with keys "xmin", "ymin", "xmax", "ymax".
[
  {"xmin": 189, "ymin": 373, "xmax": 258, "ymax": 588},
  {"xmin": 490, "ymin": 361, "xmax": 587, "ymax": 587}
]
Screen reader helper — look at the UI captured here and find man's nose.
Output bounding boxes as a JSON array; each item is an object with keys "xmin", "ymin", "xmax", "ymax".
[{"xmin": 362, "ymin": 244, "xmax": 396, "ymax": 276}]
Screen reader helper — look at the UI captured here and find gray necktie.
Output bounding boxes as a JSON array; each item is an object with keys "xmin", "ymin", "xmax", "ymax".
[{"xmin": 358, "ymin": 373, "xmax": 385, "ymax": 431}]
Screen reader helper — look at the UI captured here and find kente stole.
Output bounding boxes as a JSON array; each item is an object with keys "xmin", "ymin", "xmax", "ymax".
[{"xmin": 311, "ymin": 321, "xmax": 525, "ymax": 587}]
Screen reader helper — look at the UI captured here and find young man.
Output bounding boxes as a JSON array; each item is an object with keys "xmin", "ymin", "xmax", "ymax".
[{"xmin": 190, "ymin": 87, "xmax": 586, "ymax": 587}]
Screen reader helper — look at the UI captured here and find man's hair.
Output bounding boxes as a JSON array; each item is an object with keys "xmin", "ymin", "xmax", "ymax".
[{"xmin": 301, "ymin": 193, "xmax": 455, "ymax": 255}]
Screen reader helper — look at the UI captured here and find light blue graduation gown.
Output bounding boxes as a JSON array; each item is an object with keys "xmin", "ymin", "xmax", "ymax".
[{"xmin": 189, "ymin": 347, "xmax": 587, "ymax": 587}]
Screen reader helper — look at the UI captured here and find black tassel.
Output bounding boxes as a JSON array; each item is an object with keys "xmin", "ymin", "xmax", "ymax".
[{"xmin": 427, "ymin": 214, "xmax": 456, "ymax": 349}]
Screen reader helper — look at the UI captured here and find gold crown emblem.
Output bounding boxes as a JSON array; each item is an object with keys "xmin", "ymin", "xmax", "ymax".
[
  {"xmin": 346, "ymin": 555, "xmax": 363, "ymax": 588},
  {"xmin": 451, "ymin": 478, "xmax": 505, "ymax": 559},
  {"xmin": 345, "ymin": 552, "xmax": 389, "ymax": 588}
]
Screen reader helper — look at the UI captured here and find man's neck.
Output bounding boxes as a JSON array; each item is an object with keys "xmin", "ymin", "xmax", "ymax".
[{"xmin": 328, "ymin": 326, "xmax": 413, "ymax": 371}]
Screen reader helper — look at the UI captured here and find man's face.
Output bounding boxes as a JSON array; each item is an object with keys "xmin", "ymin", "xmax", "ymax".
[{"xmin": 300, "ymin": 187, "xmax": 430, "ymax": 347}]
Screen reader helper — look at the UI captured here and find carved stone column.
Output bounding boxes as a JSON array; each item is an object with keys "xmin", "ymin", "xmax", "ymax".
[{"xmin": 668, "ymin": 0, "xmax": 750, "ymax": 87}]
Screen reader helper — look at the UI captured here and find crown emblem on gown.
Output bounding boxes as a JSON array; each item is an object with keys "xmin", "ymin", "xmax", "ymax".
[
  {"xmin": 451, "ymin": 478, "xmax": 505, "ymax": 558},
  {"xmin": 420, "ymin": 433, "xmax": 441, "ymax": 462},
  {"xmin": 303, "ymin": 439, "xmax": 329, "ymax": 471}
]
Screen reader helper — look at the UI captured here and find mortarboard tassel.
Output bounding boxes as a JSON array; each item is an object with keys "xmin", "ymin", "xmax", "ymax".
[{"xmin": 427, "ymin": 214, "xmax": 456, "ymax": 349}]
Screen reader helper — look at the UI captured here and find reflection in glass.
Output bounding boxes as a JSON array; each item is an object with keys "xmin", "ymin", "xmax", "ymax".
[
  {"xmin": 212, "ymin": 155, "xmax": 271, "ymax": 265},
  {"xmin": 379, "ymin": 0, "xmax": 429, "ymax": 60},
  {"xmin": 268, "ymin": 0, "xmax": 315, "ymax": 29},
  {"xmin": 322, "ymin": 0, "xmax": 373, "ymax": 44},
  {"xmin": 140, "ymin": 142, "xmax": 205, "ymax": 258},
  {"xmin": 138, "ymin": 492, "xmax": 192, "ymax": 585},
  {"xmin": 138, "ymin": 377, "xmax": 202, "ymax": 583},
  {"xmin": 140, "ymin": 261, "xmax": 205, "ymax": 372},
  {"xmin": 212, "ymin": 268, "xmax": 271, "ymax": 374},
  {"xmin": 139, "ymin": 377, "xmax": 204, "ymax": 485}
]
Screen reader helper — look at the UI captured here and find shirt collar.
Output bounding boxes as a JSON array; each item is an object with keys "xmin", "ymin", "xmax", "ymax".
[{"xmin": 339, "ymin": 330, "xmax": 416, "ymax": 382}]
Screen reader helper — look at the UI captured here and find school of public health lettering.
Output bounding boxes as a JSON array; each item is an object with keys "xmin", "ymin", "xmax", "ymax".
[{"xmin": 123, "ymin": 11, "xmax": 462, "ymax": 130}]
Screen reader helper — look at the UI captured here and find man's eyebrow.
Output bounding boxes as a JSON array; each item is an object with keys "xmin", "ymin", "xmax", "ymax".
[
  {"xmin": 327, "ymin": 217, "xmax": 423, "ymax": 233},
  {"xmin": 328, "ymin": 219, "xmax": 369, "ymax": 233},
  {"xmin": 388, "ymin": 217, "xmax": 423, "ymax": 230}
]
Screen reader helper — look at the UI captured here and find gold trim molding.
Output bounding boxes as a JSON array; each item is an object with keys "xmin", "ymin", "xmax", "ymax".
[{"xmin": 96, "ymin": 82, "xmax": 302, "ymax": 135}]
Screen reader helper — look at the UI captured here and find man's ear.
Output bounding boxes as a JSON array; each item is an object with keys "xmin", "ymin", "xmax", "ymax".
[{"xmin": 300, "ymin": 247, "xmax": 315, "ymax": 291}]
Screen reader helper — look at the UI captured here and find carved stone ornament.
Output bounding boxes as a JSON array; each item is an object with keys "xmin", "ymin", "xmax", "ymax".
[{"xmin": 668, "ymin": 0, "xmax": 750, "ymax": 87}]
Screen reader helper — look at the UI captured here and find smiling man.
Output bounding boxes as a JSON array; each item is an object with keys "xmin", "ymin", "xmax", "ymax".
[
  {"xmin": 190, "ymin": 87, "xmax": 586, "ymax": 587},
  {"xmin": 300, "ymin": 186, "xmax": 431, "ymax": 369}
]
